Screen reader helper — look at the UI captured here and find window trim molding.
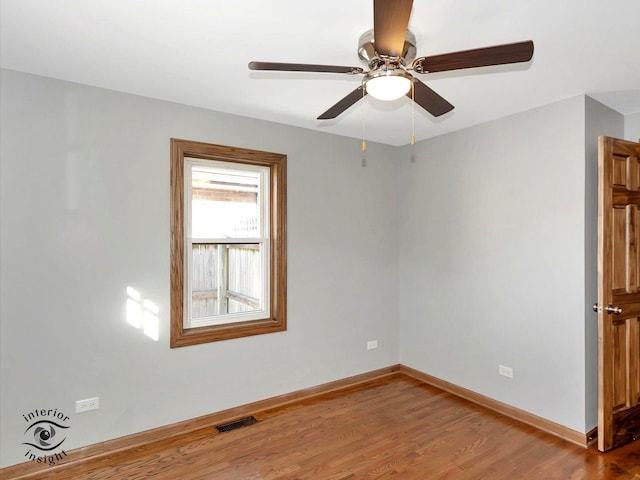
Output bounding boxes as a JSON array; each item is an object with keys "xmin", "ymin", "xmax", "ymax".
[{"xmin": 170, "ymin": 138, "xmax": 287, "ymax": 347}]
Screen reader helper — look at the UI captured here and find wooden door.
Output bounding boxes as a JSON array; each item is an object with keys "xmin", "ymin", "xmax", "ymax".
[{"xmin": 597, "ymin": 135, "xmax": 640, "ymax": 451}]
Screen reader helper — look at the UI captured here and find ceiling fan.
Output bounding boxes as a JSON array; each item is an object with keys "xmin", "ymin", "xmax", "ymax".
[{"xmin": 248, "ymin": 0, "xmax": 534, "ymax": 120}]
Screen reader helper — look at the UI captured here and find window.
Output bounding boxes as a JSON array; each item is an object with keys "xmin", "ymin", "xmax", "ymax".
[{"xmin": 170, "ymin": 139, "xmax": 286, "ymax": 347}]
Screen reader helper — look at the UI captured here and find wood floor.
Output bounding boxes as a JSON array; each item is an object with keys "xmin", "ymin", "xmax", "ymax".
[{"xmin": 11, "ymin": 375, "xmax": 640, "ymax": 479}]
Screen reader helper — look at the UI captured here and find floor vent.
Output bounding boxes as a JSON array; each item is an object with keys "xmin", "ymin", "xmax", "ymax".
[{"xmin": 215, "ymin": 415, "xmax": 258, "ymax": 433}]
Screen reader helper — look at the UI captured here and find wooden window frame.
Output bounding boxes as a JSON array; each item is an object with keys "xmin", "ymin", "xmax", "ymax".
[{"xmin": 170, "ymin": 139, "xmax": 286, "ymax": 347}]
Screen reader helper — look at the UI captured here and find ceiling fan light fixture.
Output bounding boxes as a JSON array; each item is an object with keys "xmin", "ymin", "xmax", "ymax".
[{"xmin": 365, "ymin": 71, "xmax": 412, "ymax": 101}]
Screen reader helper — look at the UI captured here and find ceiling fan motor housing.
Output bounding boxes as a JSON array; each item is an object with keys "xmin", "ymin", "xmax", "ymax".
[{"xmin": 358, "ymin": 29, "xmax": 417, "ymax": 68}]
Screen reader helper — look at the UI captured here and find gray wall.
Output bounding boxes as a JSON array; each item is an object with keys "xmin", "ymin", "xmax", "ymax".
[
  {"xmin": 0, "ymin": 69, "xmax": 399, "ymax": 467},
  {"xmin": 398, "ymin": 95, "xmax": 621, "ymax": 433},
  {"xmin": 0, "ymin": 68, "xmax": 632, "ymax": 468},
  {"xmin": 626, "ymin": 112, "xmax": 640, "ymax": 141}
]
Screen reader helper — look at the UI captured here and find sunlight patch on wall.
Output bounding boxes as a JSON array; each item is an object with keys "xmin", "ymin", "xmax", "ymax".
[
  {"xmin": 143, "ymin": 299, "xmax": 159, "ymax": 341},
  {"xmin": 126, "ymin": 287, "xmax": 143, "ymax": 328},
  {"xmin": 126, "ymin": 286, "xmax": 159, "ymax": 341}
]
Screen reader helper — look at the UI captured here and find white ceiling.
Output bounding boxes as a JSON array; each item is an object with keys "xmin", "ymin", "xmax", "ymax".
[{"xmin": 1, "ymin": 0, "xmax": 639, "ymax": 146}]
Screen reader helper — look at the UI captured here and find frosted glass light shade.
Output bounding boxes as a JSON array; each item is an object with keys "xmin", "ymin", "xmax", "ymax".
[{"xmin": 366, "ymin": 74, "xmax": 412, "ymax": 101}]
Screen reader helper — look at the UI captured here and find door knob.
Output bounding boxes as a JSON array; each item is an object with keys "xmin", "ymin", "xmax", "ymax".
[
  {"xmin": 606, "ymin": 305, "xmax": 623, "ymax": 315},
  {"xmin": 593, "ymin": 303, "xmax": 622, "ymax": 315}
]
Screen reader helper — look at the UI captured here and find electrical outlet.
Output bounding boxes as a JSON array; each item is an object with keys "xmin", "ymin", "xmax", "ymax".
[
  {"xmin": 367, "ymin": 340, "xmax": 378, "ymax": 350},
  {"xmin": 75, "ymin": 397, "xmax": 99, "ymax": 413},
  {"xmin": 498, "ymin": 365, "xmax": 514, "ymax": 379}
]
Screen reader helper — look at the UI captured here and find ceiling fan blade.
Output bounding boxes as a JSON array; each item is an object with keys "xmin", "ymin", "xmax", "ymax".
[
  {"xmin": 373, "ymin": 0, "xmax": 413, "ymax": 57},
  {"xmin": 412, "ymin": 40, "xmax": 534, "ymax": 73},
  {"xmin": 317, "ymin": 86, "xmax": 367, "ymax": 120},
  {"xmin": 408, "ymin": 78, "xmax": 454, "ymax": 117},
  {"xmin": 249, "ymin": 61, "xmax": 364, "ymax": 74}
]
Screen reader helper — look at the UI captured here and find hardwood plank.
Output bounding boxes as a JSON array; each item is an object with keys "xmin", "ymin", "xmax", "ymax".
[
  {"xmin": 398, "ymin": 364, "xmax": 590, "ymax": 447},
  {"xmin": 0, "ymin": 366, "xmax": 401, "ymax": 480},
  {"xmin": 2, "ymin": 373, "xmax": 638, "ymax": 479}
]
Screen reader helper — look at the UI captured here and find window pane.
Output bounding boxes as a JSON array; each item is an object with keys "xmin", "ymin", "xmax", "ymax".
[
  {"xmin": 191, "ymin": 243, "xmax": 262, "ymax": 320},
  {"xmin": 227, "ymin": 244, "xmax": 262, "ymax": 313},
  {"xmin": 191, "ymin": 165, "xmax": 260, "ymax": 239}
]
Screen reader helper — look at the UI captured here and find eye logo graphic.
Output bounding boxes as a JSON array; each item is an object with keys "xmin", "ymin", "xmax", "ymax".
[
  {"xmin": 22, "ymin": 408, "xmax": 70, "ymax": 466},
  {"xmin": 24, "ymin": 420, "xmax": 68, "ymax": 451}
]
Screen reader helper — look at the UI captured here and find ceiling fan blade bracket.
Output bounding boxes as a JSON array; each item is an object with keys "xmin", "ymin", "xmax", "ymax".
[{"xmin": 411, "ymin": 59, "xmax": 427, "ymax": 73}]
